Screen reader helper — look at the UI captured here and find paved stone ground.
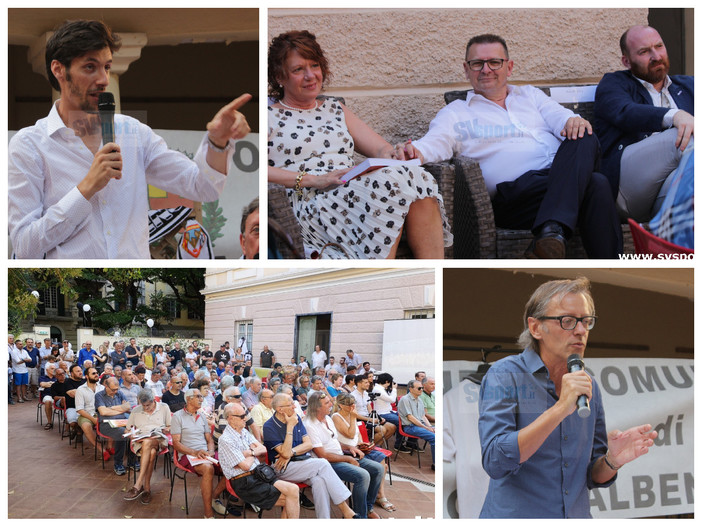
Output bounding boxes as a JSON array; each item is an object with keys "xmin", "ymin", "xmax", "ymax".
[{"xmin": 7, "ymin": 398, "xmax": 435, "ymax": 519}]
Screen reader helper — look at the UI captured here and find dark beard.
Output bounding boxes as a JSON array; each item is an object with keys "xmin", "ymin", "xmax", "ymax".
[{"xmin": 631, "ymin": 58, "xmax": 670, "ymax": 85}]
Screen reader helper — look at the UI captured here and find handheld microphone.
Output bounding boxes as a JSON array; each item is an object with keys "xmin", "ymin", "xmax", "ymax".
[
  {"xmin": 567, "ymin": 354, "xmax": 590, "ymax": 418},
  {"xmin": 98, "ymin": 92, "xmax": 115, "ymax": 147}
]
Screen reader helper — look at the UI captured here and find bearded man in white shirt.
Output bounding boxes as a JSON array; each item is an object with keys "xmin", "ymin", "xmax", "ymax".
[
  {"xmin": 396, "ymin": 33, "xmax": 622, "ymax": 259},
  {"xmin": 9, "ymin": 19, "xmax": 252, "ymax": 259}
]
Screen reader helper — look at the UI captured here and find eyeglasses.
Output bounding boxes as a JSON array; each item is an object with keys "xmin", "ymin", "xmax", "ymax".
[
  {"xmin": 539, "ymin": 315, "xmax": 597, "ymax": 331},
  {"xmin": 227, "ymin": 394, "xmax": 242, "ymax": 399},
  {"xmin": 229, "ymin": 413, "xmax": 247, "ymax": 420},
  {"xmin": 466, "ymin": 58, "xmax": 507, "ymax": 71},
  {"xmin": 415, "ymin": 386, "xmax": 424, "ymax": 391},
  {"xmin": 173, "ymin": 381, "xmax": 183, "ymax": 385},
  {"xmin": 193, "ymin": 394, "xmax": 204, "ymax": 399}
]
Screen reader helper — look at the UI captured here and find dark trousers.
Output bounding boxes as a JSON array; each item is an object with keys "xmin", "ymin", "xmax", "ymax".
[
  {"xmin": 100, "ymin": 419, "xmax": 128, "ymax": 468},
  {"xmin": 492, "ymin": 134, "xmax": 623, "ymax": 258}
]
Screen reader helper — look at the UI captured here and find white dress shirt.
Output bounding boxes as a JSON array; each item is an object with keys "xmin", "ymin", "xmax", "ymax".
[
  {"xmin": 413, "ymin": 84, "xmax": 574, "ymax": 198},
  {"xmin": 9, "ymin": 101, "xmax": 229, "ymax": 259},
  {"xmin": 634, "ymin": 75, "xmax": 679, "ymax": 128}
]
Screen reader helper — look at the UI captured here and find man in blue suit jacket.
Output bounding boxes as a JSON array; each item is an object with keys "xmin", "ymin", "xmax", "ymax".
[{"xmin": 595, "ymin": 25, "xmax": 693, "ymax": 222}]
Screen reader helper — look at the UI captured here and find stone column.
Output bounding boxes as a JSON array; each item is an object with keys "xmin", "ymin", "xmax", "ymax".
[{"xmin": 27, "ymin": 32, "xmax": 148, "ymax": 111}]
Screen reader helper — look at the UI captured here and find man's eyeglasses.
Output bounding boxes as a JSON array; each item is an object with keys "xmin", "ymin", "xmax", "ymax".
[
  {"xmin": 539, "ymin": 315, "xmax": 597, "ymax": 331},
  {"xmin": 227, "ymin": 394, "xmax": 242, "ymax": 399},
  {"xmin": 466, "ymin": 58, "xmax": 506, "ymax": 71},
  {"xmin": 229, "ymin": 413, "xmax": 247, "ymax": 420}
]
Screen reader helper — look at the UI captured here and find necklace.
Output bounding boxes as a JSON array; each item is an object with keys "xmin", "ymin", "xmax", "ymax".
[{"xmin": 279, "ymin": 99, "xmax": 318, "ymax": 111}]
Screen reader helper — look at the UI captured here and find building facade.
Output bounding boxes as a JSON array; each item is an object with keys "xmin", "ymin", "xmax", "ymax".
[{"xmin": 203, "ymin": 268, "xmax": 436, "ymax": 375}]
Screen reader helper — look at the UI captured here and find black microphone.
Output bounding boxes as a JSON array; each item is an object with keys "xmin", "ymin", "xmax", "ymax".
[
  {"xmin": 98, "ymin": 92, "xmax": 115, "ymax": 147},
  {"xmin": 567, "ymin": 354, "xmax": 590, "ymax": 418}
]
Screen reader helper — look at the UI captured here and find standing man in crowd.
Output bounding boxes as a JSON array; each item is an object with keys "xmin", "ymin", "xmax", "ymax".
[
  {"xmin": 125, "ymin": 338, "xmax": 141, "ymax": 367},
  {"xmin": 260, "ymin": 345, "xmax": 275, "ymax": 369},
  {"xmin": 311, "ymin": 345, "xmax": 327, "ymax": 371},
  {"xmin": 24, "ymin": 338, "xmax": 41, "ymax": 399},
  {"xmin": 478, "ymin": 277, "xmax": 656, "ymax": 517},
  {"xmin": 595, "ymin": 25, "xmax": 694, "ymax": 222},
  {"xmin": 397, "ymin": 34, "xmax": 622, "ymax": 258},
  {"xmin": 8, "ymin": 19, "xmax": 252, "ymax": 258},
  {"xmin": 10, "ymin": 339, "xmax": 31, "ymax": 402}
]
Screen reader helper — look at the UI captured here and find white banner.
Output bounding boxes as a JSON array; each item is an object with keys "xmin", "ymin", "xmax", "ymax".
[{"xmin": 443, "ymin": 358, "xmax": 694, "ymax": 518}]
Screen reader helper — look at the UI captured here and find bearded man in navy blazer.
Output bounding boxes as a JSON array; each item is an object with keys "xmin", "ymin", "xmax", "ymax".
[{"xmin": 594, "ymin": 25, "xmax": 693, "ymax": 222}]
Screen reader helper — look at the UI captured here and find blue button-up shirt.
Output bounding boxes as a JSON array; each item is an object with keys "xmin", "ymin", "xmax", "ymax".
[{"xmin": 478, "ymin": 348, "xmax": 615, "ymax": 518}]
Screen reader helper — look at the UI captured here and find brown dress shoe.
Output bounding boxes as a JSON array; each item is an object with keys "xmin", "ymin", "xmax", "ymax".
[
  {"xmin": 123, "ymin": 486, "xmax": 143, "ymax": 501},
  {"xmin": 140, "ymin": 491, "xmax": 152, "ymax": 505}
]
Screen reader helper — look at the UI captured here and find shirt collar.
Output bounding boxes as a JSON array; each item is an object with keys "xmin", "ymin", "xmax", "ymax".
[
  {"xmin": 523, "ymin": 347, "xmax": 548, "ymax": 374},
  {"xmin": 47, "ymin": 100, "xmax": 70, "ymax": 137},
  {"xmin": 465, "ymin": 84, "xmax": 515, "ymax": 104},
  {"xmin": 634, "ymin": 74, "xmax": 672, "ymax": 93}
]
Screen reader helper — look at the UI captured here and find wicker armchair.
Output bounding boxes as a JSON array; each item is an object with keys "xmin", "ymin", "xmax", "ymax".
[{"xmin": 421, "ymin": 86, "xmax": 634, "ymax": 258}]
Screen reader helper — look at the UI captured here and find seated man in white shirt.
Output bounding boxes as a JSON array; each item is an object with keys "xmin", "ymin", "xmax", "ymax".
[
  {"xmin": 396, "ymin": 33, "xmax": 622, "ymax": 259},
  {"xmin": 8, "ymin": 19, "xmax": 252, "ymax": 259}
]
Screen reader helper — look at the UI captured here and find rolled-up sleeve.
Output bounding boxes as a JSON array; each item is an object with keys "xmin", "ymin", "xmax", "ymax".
[{"xmin": 478, "ymin": 367, "xmax": 522, "ymax": 479}]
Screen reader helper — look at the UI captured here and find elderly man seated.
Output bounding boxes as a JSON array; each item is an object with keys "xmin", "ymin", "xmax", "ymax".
[
  {"xmin": 242, "ymin": 376, "xmax": 263, "ymax": 409},
  {"xmin": 123, "ymin": 389, "xmax": 172, "ymax": 504},
  {"xmin": 171, "ymin": 388, "xmax": 228, "ymax": 518},
  {"xmin": 218, "ymin": 402, "xmax": 300, "ymax": 518},
  {"xmin": 213, "ymin": 386, "xmax": 262, "ymax": 445},
  {"xmin": 251, "ymin": 388, "xmax": 275, "ymax": 430},
  {"xmin": 95, "ymin": 376, "xmax": 132, "ymax": 475},
  {"xmin": 263, "ymin": 393, "xmax": 357, "ymax": 519},
  {"xmin": 305, "ymin": 392, "xmax": 384, "ymax": 518},
  {"xmin": 398, "ymin": 379, "xmax": 435, "ymax": 470}
]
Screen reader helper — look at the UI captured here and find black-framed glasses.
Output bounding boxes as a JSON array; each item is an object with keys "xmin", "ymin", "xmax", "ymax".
[
  {"xmin": 466, "ymin": 58, "xmax": 506, "ymax": 71},
  {"xmin": 229, "ymin": 413, "xmax": 247, "ymax": 420},
  {"xmin": 539, "ymin": 315, "xmax": 597, "ymax": 331},
  {"xmin": 227, "ymin": 394, "xmax": 242, "ymax": 399}
]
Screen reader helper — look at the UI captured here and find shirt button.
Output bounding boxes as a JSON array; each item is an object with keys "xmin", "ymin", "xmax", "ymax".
[
  {"xmin": 564, "ymin": 435, "xmax": 568, "ymax": 441},
  {"xmin": 565, "ymin": 490, "xmax": 569, "ymax": 495},
  {"xmin": 564, "ymin": 462, "xmax": 569, "ymax": 467}
]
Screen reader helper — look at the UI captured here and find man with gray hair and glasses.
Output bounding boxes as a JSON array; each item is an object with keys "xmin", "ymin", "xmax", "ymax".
[
  {"xmin": 263, "ymin": 393, "xmax": 357, "ymax": 518},
  {"xmin": 478, "ymin": 277, "xmax": 657, "ymax": 518},
  {"xmin": 171, "ymin": 388, "xmax": 228, "ymax": 518}
]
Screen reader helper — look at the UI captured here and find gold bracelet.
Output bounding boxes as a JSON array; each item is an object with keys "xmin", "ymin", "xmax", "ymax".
[{"xmin": 295, "ymin": 171, "xmax": 306, "ymax": 197}]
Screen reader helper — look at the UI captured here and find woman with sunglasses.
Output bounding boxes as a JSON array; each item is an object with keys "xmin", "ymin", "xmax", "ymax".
[{"xmin": 332, "ymin": 392, "xmax": 397, "ymax": 512}]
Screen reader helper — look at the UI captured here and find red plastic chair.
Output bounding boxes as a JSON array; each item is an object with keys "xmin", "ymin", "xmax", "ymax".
[
  {"xmin": 95, "ymin": 419, "xmax": 112, "ymax": 469},
  {"xmin": 628, "ymin": 219, "xmax": 694, "ymax": 255},
  {"xmin": 357, "ymin": 422, "xmax": 393, "ymax": 485},
  {"xmin": 169, "ymin": 449, "xmax": 201, "ymax": 515},
  {"xmin": 394, "ymin": 419, "xmax": 422, "ymax": 468}
]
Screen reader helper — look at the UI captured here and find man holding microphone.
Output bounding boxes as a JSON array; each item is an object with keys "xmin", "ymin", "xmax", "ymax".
[
  {"xmin": 9, "ymin": 19, "xmax": 252, "ymax": 258},
  {"xmin": 478, "ymin": 277, "xmax": 657, "ymax": 518}
]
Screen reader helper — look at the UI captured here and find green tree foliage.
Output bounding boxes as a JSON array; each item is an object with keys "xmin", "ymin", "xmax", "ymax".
[{"xmin": 8, "ymin": 268, "xmax": 206, "ymax": 334}]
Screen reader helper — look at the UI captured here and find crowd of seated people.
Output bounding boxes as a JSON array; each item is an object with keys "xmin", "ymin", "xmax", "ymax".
[{"xmin": 15, "ymin": 336, "xmax": 435, "ymax": 517}]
